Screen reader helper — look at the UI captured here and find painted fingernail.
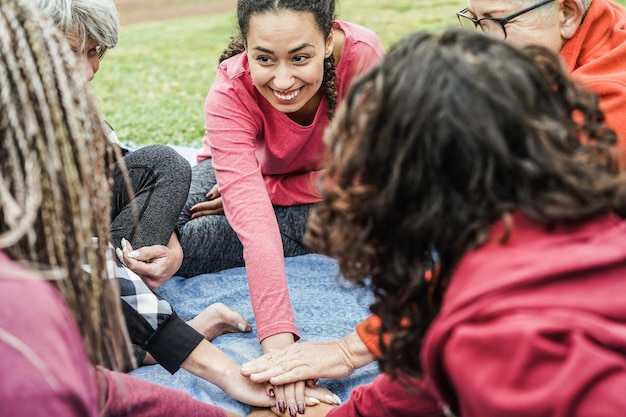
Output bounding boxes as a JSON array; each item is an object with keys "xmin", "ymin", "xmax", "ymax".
[
  {"xmin": 278, "ymin": 400, "xmax": 286, "ymax": 413},
  {"xmin": 121, "ymin": 238, "xmax": 128, "ymax": 251},
  {"xmin": 333, "ymin": 394, "xmax": 342, "ymax": 405},
  {"xmin": 289, "ymin": 405, "xmax": 297, "ymax": 417},
  {"xmin": 115, "ymin": 248, "xmax": 124, "ymax": 262},
  {"xmin": 127, "ymin": 250, "xmax": 139, "ymax": 258},
  {"xmin": 298, "ymin": 402, "xmax": 306, "ymax": 414},
  {"xmin": 306, "ymin": 397, "xmax": 320, "ymax": 405}
]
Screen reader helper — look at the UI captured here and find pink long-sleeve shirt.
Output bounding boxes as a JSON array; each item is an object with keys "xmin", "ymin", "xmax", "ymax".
[{"xmin": 197, "ymin": 21, "xmax": 384, "ymax": 342}]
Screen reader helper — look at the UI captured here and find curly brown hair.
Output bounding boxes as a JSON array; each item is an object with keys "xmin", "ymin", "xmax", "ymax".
[{"xmin": 305, "ymin": 28, "xmax": 626, "ymax": 377}]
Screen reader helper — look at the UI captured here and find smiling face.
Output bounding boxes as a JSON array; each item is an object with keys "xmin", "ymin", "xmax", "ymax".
[
  {"xmin": 465, "ymin": 0, "xmax": 582, "ymax": 52},
  {"xmin": 246, "ymin": 10, "xmax": 333, "ymax": 123}
]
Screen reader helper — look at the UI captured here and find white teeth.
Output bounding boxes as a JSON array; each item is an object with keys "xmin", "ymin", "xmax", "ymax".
[{"xmin": 274, "ymin": 89, "xmax": 299, "ymax": 101}]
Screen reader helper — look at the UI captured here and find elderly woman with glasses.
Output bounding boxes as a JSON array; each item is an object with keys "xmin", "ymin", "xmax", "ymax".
[{"xmin": 457, "ymin": 0, "xmax": 626, "ymax": 168}]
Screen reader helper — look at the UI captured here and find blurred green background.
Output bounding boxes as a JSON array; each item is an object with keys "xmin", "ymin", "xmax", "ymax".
[{"xmin": 92, "ymin": 0, "xmax": 625, "ymax": 147}]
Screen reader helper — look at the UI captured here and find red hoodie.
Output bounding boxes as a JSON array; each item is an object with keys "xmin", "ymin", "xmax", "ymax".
[
  {"xmin": 338, "ymin": 213, "xmax": 626, "ymax": 417},
  {"xmin": 423, "ymin": 212, "xmax": 626, "ymax": 416},
  {"xmin": 561, "ymin": 0, "xmax": 626, "ymax": 167}
]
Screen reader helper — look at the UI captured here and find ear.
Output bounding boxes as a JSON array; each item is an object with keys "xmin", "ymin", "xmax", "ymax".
[
  {"xmin": 559, "ymin": 0, "xmax": 584, "ymax": 40},
  {"xmin": 325, "ymin": 29, "xmax": 334, "ymax": 58}
]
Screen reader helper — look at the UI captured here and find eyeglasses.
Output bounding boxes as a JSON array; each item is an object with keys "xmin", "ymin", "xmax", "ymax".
[
  {"xmin": 95, "ymin": 45, "xmax": 107, "ymax": 60},
  {"xmin": 456, "ymin": 0, "xmax": 556, "ymax": 40}
]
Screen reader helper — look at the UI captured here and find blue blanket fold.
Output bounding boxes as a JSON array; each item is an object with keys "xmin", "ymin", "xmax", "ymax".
[{"xmin": 129, "ymin": 254, "xmax": 379, "ymax": 415}]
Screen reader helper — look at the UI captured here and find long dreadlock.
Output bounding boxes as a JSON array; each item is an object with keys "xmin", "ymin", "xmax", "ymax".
[{"xmin": 0, "ymin": 0, "xmax": 133, "ymax": 372}]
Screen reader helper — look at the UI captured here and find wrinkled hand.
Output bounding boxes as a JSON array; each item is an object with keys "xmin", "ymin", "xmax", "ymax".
[
  {"xmin": 115, "ymin": 233, "xmax": 183, "ymax": 291},
  {"xmin": 257, "ymin": 334, "xmax": 342, "ymax": 416},
  {"xmin": 191, "ymin": 184, "xmax": 224, "ymax": 218},
  {"xmin": 241, "ymin": 332, "xmax": 375, "ymax": 386}
]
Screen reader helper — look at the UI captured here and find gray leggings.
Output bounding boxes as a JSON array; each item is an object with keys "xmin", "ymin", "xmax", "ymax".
[
  {"xmin": 176, "ymin": 159, "xmax": 313, "ymax": 277},
  {"xmin": 111, "ymin": 145, "xmax": 191, "ymax": 249}
]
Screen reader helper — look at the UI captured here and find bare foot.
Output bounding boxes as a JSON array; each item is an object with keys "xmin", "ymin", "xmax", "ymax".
[{"xmin": 187, "ymin": 302, "xmax": 251, "ymax": 341}]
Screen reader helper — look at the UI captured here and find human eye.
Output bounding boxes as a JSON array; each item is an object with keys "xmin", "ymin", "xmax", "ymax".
[
  {"xmin": 255, "ymin": 55, "xmax": 274, "ymax": 65},
  {"xmin": 86, "ymin": 47, "xmax": 99, "ymax": 58},
  {"xmin": 292, "ymin": 54, "xmax": 309, "ymax": 63}
]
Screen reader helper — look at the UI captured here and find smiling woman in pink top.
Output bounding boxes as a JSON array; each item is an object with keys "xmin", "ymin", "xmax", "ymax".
[{"xmin": 176, "ymin": 0, "xmax": 383, "ymax": 413}]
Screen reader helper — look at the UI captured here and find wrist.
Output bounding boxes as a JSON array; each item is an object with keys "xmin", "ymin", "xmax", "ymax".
[
  {"xmin": 338, "ymin": 331, "xmax": 376, "ymax": 372},
  {"xmin": 261, "ymin": 332, "xmax": 295, "ymax": 353}
]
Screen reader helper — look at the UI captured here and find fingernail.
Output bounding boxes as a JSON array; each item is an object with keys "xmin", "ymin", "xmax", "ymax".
[
  {"xmin": 298, "ymin": 402, "xmax": 306, "ymax": 414},
  {"xmin": 115, "ymin": 247, "xmax": 124, "ymax": 262},
  {"xmin": 289, "ymin": 405, "xmax": 297, "ymax": 417},
  {"xmin": 268, "ymin": 388, "xmax": 275, "ymax": 397},
  {"xmin": 127, "ymin": 250, "xmax": 139, "ymax": 258},
  {"xmin": 306, "ymin": 397, "xmax": 320, "ymax": 405},
  {"xmin": 121, "ymin": 238, "xmax": 128, "ymax": 251},
  {"xmin": 237, "ymin": 322, "xmax": 247, "ymax": 332},
  {"xmin": 325, "ymin": 395, "xmax": 341, "ymax": 405},
  {"xmin": 278, "ymin": 400, "xmax": 286, "ymax": 413}
]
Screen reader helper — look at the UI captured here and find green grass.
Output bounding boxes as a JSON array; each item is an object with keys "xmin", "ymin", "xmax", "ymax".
[{"xmin": 92, "ymin": 0, "xmax": 624, "ymax": 147}]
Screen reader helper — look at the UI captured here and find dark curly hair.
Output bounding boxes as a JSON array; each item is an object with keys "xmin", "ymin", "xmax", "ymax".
[
  {"xmin": 219, "ymin": 0, "xmax": 338, "ymax": 119},
  {"xmin": 305, "ymin": 28, "xmax": 626, "ymax": 377}
]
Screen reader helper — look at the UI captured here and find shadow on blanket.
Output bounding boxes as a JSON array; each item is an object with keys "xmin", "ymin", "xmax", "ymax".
[{"xmin": 129, "ymin": 253, "xmax": 380, "ymax": 415}]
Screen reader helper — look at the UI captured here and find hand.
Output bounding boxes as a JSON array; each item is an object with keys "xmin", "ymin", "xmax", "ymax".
[
  {"xmin": 247, "ymin": 403, "xmax": 337, "ymax": 417},
  {"xmin": 190, "ymin": 184, "xmax": 224, "ymax": 218},
  {"xmin": 242, "ymin": 331, "xmax": 375, "ymax": 386},
  {"xmin": 182, "ymin": 340, "xmax": 275, "ymax": 408},
  {"xmin": 260, "ymin": 334, "xmax": 341, "ymax": 415},
  {"xmin": 115, "ymin": 232, "xmax": 183, "ymax": 291}
]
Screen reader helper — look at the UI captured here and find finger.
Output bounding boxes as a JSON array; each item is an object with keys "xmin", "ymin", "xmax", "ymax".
[
  {"xmin": 273, "ymin": 383, "xmax": 287, "ymax": 415},
  {"xmin": 294, "ymin": 380, "xmax": 306, "ymax": 415},
  {"xmin": 283, "ymin": 383, "xmax": 297, "ymax": 417},
  {"xmin": 205, "ymin": 184, "xmax": 220, "ymax": 199},
  {"xmin": 191, "ymin": 208, "xmax": 222, "ymax": 218},
  {"xmin": 304, "ymin": 385, "xmax": 341, "ymax": 406},
  {"xmin": 125, "ymin": 245, "xmax": 165, "ymax": 262}
]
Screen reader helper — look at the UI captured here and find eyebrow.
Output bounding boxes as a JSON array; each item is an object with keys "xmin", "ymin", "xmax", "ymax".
[{"xmin": 251, "ymin": 43, "xmax": 314, "ymax": 54}]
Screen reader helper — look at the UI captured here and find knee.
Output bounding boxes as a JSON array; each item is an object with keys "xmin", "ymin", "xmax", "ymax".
[{"xmin": 142, "ymin": 145, "xmax": 192, "ymax": 182}]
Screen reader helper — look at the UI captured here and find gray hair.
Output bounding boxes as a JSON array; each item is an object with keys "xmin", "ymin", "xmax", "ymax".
[{"xmin": 32, "ymin": 0, "xmax": 119, "ymax": 51}]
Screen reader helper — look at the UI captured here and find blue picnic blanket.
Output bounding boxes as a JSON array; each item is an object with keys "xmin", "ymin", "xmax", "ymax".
[{"xmin": 129, "ymin": 254, "xmax": 380, "ymax": 415}]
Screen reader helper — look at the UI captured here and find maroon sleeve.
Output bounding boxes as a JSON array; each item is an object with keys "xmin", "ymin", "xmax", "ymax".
[
  {"xmin": 327, "ymin": 373, "xmax": 443, "ymax": 417},
  {"xmin": 97, "ymin": 367, "xmax": 227, "ymax": 417}
]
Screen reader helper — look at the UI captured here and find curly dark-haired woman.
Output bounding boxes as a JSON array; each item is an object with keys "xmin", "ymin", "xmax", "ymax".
[{"xmin": 243, "ymin": 28, "xmax": 626, "ymax": 417}]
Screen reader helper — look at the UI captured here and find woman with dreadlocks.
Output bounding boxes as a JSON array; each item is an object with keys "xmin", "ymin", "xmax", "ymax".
[
  {"xmin": 0, "ymin": 0, "xmax": 279, "ymax": 414},
  {"xmin": 176, "ymin": 1, "xmax": 382, "ymax": 410},
  {"xmin": 243, "ymin": 29, "xmax": 626, "ymax": 416}
]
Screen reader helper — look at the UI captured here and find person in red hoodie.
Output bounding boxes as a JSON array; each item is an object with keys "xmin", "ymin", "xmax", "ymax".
[
  {"xmin": 243, "ymin": 28, "xmax": 626, "ymax": 417},
  {"xmin": 456, "ymin": 0, "xmax": 626, "ymax": 167}
]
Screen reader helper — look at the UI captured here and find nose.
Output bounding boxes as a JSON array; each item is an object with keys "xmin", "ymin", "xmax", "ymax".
[
  {"xmin": 273, "ymin": 63, "xmax": 294, "ymax": 91},
  {"xmin": 79, "ymin": 54, "xmax": 100, "ymax": 82}
]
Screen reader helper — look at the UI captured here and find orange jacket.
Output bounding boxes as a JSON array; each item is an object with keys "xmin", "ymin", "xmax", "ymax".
[{"xmin": 561, "ymin": 0, "xmax": 626, "ymax": 167}]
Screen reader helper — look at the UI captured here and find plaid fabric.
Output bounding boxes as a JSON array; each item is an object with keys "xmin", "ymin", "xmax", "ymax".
[{"xmin": 83, "ymin": 246, "xmax": 173, "ymax": 331}]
